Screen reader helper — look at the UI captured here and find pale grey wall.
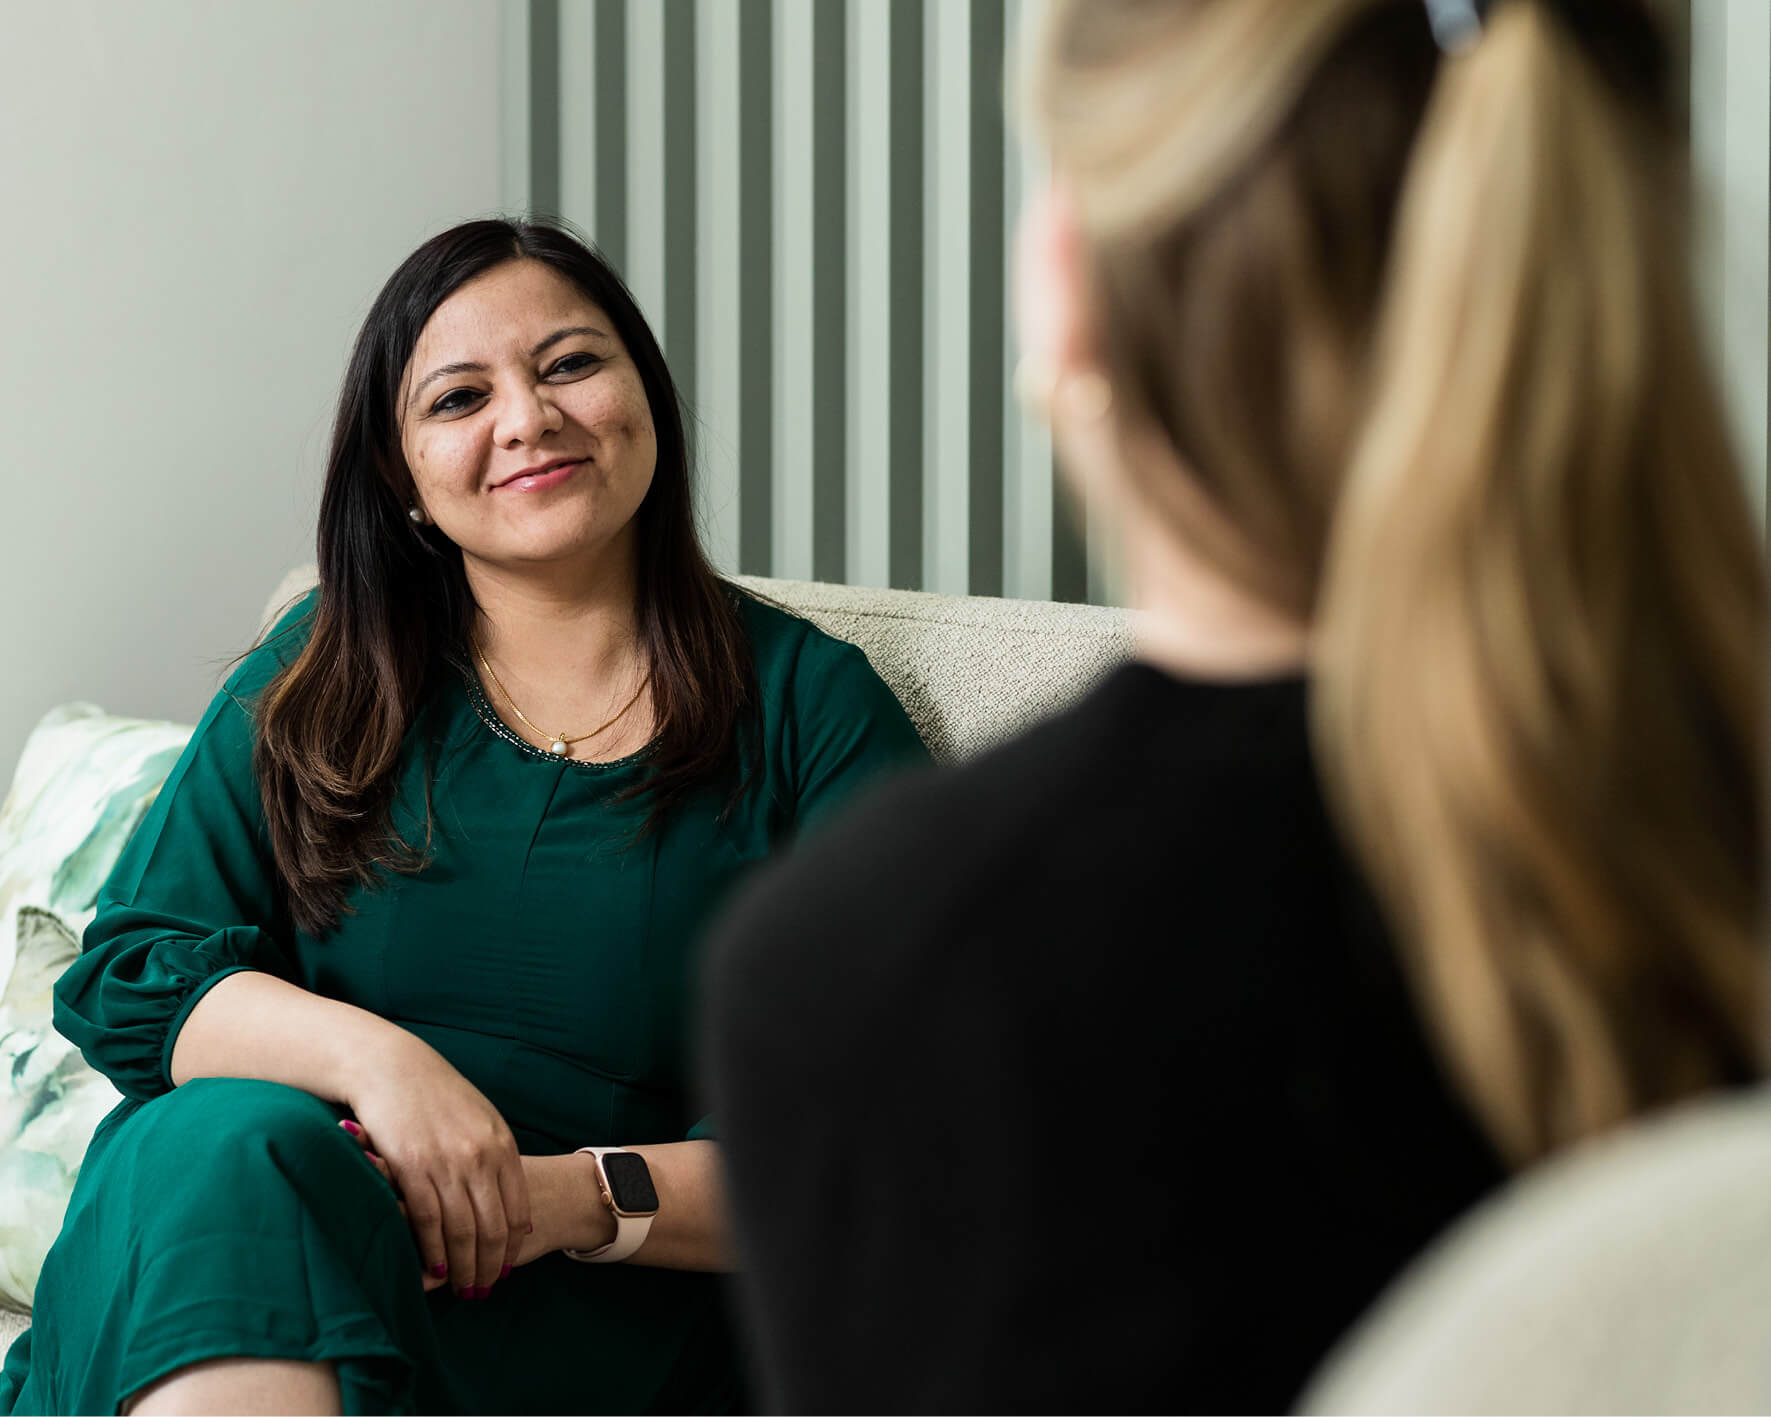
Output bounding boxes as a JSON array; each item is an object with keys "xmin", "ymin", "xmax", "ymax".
[{"xmin": 0, "ymin": 0, "xmax": 504, "ymax": 772}]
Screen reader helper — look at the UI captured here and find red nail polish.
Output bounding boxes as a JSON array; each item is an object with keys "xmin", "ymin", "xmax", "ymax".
[
  {"xmin": 526, "ymin": 1222, "xmax": 534, "ymax": 1234},
  {"xmin": 340, "ymin": 1120, "xmax": 361, "ymax": 1136},
  {"xmin": 500, "ymin": 1263, "xmax": 511, "ymax": 1278},
  {"xmin": 431, "ymin": 1263, "xmax": 447, "ymax": 1278}
]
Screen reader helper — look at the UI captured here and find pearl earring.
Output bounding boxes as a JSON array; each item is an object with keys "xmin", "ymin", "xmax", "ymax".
[
  {"xmin": 408, "ymin": 506, "xmax": 425, "ymax": 525},
  {"xmin": 1057, "ymin": 371, "xmax": 1114, "ymax": 423}
]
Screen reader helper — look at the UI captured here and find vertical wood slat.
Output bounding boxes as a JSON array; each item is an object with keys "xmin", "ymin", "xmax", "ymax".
[
  {"xmin": 846, "ymin": 0, "xmax": 893, "ymax": 588},
  {"xmin": 966, "ymin": 0, "xmax": 1006, "ymax": 597},
  {"xmin": 593, "ymin": 0, "xmax": 626, "ymax": 272},
  {"xmin": 736, "ymin": 0, "xmax": 773, "ymax": 575},
  {"xmin": 771, "ymin": 0, "xmax": 816, "ymax": 580},
  {"xmin": 844, "ymin": 0, "xmax": 921, "ymax": 590},
  {"xmin": 624, "ymin": 3, "xmax": 696, "ymax": 497},
  {"xmin": 771, "ymin": 0, "xmax": 846, "ymax": 583},
  {"xmin": 924, "ymin": 0, "xmax": 1010, "ymax": 598},
  {"xmin": 624, "ymin": 3, "xmax": 667, "ymax": 345},
  {"xmin": 810, "ymin": 3, "xmax": 847, "ymax": 582},
  {"xmin": 1005, "ymin": 0, "xmax": 1089, "ymax": 603},
  {"xmin": 662, "ymin": 1, "xmax": 698, "ymax": 415},
  {"xmin": 694, "ymin": 0, "xmax": 742, "ymax": 572},
  {"xmin": 888, "ymin": 0, "xmax": 925, "ymax": 590},
  {"xmin": 528, "ymin": 0, "xmax": 561, "ymax": 217},
  {"xmin": 500, "ymin": 2, "xmax": 533, "ymax": 217},
  {"xmin": 1001, "ymin": 0, "xmax": 1054, "ymax": 604},
  {"xmin": 556, "ymin": 0, "xmax": 595, "ymax": 233},
  {"xmin": 924, "ymin": 0, "xmax": 970, "ymax": 596}
]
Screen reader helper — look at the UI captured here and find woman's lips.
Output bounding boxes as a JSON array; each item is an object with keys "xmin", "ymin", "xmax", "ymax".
[{"xmin": 496, "ymin": 459, "xmax": 582, "ymax": 493}]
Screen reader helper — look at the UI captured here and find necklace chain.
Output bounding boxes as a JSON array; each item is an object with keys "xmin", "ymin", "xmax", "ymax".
[{"xmin": 474, "ymin": 641, "xmax": 651, "ymax": 758}]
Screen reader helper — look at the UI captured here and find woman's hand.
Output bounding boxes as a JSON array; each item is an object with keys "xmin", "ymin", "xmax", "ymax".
[
  {"xmin": 341, "ymin": 1123, "xmax": 607, "ymax": 1291},
  {"xmin": 338, "ymin": 1033, "xmax": 530, "ymax": 1299},
  {"xmin": 343, "ymin": 1110, "xmax": 732, "ymax": 1280},
  {"xmin": 338, "ymin": 1121, "xmax": 448, "ymax": 1292}
]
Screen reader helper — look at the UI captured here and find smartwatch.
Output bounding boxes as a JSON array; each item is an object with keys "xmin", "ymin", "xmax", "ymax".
[{"xmin": 563, "ymin": 1147, "xmax": 659, "ymax": 1263}]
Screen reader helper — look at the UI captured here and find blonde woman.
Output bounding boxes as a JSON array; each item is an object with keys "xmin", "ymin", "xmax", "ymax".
[{"xmin": 705, "ymin": 0, "xmax": 1769, "ymax": 1410}]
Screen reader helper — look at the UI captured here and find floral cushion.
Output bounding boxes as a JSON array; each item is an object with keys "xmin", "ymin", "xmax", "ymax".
[
  {"xmin": 0, "ymin": 703, "xmax": 195, "ymax": 1311},
  {"xmin": 0, "ymin": 909, "xmax": 120, "ymax": 1313}
]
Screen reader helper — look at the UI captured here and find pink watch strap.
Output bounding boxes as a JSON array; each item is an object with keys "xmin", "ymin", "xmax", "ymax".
[{"xmin": 562, "ymin": 1147, "xmax": 655, "ymax": 1264}]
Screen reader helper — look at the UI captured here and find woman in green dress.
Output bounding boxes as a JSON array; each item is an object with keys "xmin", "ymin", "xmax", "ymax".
[{"xmin": 0, "ymin": 217, "xmax": 927, "ymax": 1415}]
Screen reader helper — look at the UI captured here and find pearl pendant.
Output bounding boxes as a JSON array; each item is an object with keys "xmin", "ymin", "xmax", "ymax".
[{"xmin": 548, "ymin": 739, "xmax": 568, "ymax": 756}]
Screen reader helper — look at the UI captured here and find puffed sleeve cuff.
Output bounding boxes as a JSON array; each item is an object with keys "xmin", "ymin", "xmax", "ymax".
[
  {"xmin": 157, "ymin": 961, "xmax": 259, "ymax": 1090},
  {"xmin": 685, "ymin": 1113, "xmax": 717, "ymax": 1142},
  {"xmin": 53, "ymin": 923, "xmax": 292, "ymax": 1103}
]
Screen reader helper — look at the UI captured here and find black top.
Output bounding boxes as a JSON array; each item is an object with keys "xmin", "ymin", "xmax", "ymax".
[{"xmin": 704, "ymin": 662, "xmax": 1507, "ymax": 1414}]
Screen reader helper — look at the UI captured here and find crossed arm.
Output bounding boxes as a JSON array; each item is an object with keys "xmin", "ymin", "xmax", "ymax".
[{"xmin": 170, "ymin": 969, "xmax": 732, "ymax": 1297}]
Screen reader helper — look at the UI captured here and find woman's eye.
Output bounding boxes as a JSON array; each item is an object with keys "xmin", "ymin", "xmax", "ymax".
[
  {"xmin": 547, "ymin": 352, "xmax": 601, "ymax": 378},
  {"xmin": 431, "ymin": 388, "xmax": 483, "ymax": 415}
]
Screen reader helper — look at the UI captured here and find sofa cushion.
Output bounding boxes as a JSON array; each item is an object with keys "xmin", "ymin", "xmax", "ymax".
[
  {"xmin": 0, "ymin": 703, "xmax": 194, "ymax": 1311},
  {"xmin": 0, "ymin": 703, "xmax": 194, "ymax": 963},
  {"xmin": 0, "ymin": 908, "xmax": 122, "ymax": 1313}
]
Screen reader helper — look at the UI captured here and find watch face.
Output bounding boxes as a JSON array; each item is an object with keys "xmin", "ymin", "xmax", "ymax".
[{"xmin": 602, "ymin": 1151, "xmax": 660, "ymax": 1215}]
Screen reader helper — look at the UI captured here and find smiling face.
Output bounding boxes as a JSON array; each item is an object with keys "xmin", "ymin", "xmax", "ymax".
[{"xmin": 397, "ymin": 258, "xmax": 658, "ymax": 581}]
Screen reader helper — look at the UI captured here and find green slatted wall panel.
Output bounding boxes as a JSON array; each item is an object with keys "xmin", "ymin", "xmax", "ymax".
[{"xmin": 504, "ymin": 0, "xmax": 1108, "ymax": 603}]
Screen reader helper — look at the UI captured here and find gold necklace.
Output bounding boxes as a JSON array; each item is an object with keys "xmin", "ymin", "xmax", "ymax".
[{"xmin": 474, "ymin": 643, "xmax": 651, "ymax": 758}]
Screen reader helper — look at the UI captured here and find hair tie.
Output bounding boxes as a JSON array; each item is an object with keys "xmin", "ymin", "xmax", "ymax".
[
  {"xmin": 1423, "ymin": 0, "xmax": 1484, "ymax": 54},
  {"xmin": 1423, "ymin": 0, "xmax": 1670, "ymax": 116}
]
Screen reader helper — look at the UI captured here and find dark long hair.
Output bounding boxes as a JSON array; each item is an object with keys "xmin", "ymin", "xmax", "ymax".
[{"xmin": 255, "ymin": 217, "xmax": 753, "ymax": 936}]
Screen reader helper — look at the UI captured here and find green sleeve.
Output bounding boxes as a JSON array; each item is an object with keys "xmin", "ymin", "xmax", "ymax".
[
  {"xmin": 684, "ymin": 1114, "xmax": 718, "ymax": 1142},
  {"xmin": 787, "ymin": 634, "xmax": 930, "ymax": 835},
  {"xmin": 53, "ymin": 595, "xmax": 317, "ymax": 1102}
]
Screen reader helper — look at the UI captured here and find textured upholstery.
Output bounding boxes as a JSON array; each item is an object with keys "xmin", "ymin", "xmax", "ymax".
[
  {"xmin": 1301, "ymin": 1085, "xmax": 1771, "ymax": 1415},
  {"xmin": 260, "ymin": 566, "xmax": 1137, "ymax": 761}
]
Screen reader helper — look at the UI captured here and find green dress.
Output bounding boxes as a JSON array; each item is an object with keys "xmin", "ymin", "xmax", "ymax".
[{"xmin": 0, "ymin": 588, "xmax": 927, "ymax": 1415}]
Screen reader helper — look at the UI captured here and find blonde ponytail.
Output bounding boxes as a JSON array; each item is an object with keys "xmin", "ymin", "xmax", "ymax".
[
  {"xmin": 1315, "ymin": 4, "xmax": 1768, "ymax": 1160},
  {"xmin": 1030, "ymin": 0, "xmax": 1768, "ymax": 1164}
]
